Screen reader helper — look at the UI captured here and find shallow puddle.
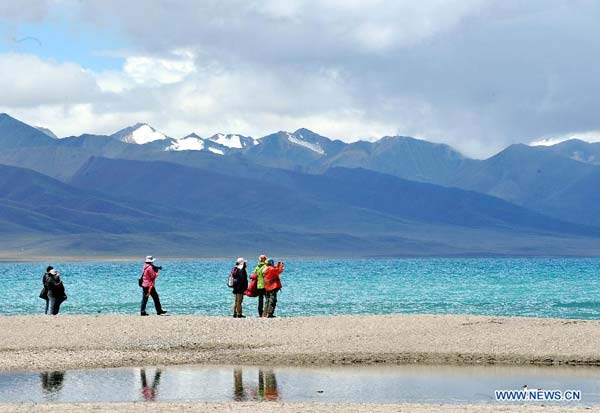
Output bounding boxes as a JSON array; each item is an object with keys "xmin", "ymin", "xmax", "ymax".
[{"xmin": 1, "ymin": 364, "xmax": 599, "ymax": 404}]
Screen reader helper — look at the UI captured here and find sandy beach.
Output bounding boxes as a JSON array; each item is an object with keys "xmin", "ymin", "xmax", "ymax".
[
  {"xmin": 1, "ymin": 313, "xmax": 599, "ymax": 371},
  {"xmin": 2, "ymin": 314, "xmax": 599, "ymax": 412}
]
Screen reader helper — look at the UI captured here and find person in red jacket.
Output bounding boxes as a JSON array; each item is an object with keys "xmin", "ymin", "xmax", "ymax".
[
  {"xmin": 140, "ymin": 255, "xmax": 167, "ymax": 316},
  {"xmin": 263, "ymin": 259, "xmax": 284, "ymax": 318}
]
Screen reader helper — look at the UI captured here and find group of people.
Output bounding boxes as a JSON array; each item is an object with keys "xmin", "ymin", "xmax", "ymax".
[
  {"xmin": 229, "ymin": 255, "xmax": 285, "ymax": 318},
  {"xmin": 40, "ymin": 255, "xmax": 285, "ymax": 317}
]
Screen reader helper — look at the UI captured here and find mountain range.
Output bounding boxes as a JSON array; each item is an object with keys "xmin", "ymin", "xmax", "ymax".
[{"xmin": 1, "ymin": 112, "xmax": 599, "ymax": 258}]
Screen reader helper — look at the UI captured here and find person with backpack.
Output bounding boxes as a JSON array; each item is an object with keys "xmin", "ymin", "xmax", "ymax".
[
  {"xmin": 263, "ymin": 259, "xmax": 284, "ymax": 318},
  {"xmin": 45, "ymin": 268, "xmax": 67, "ymax": 315},
  {"xmin": 140, "ymin": 255, "xmax": 167, "ymax": 316},
  {"xmin": 230, "ymin": 257, "xmax": 248, "ymax": 318},
  {"xmin": 252, "ymin": 255, "xmax": 268, "ymax": 317}
]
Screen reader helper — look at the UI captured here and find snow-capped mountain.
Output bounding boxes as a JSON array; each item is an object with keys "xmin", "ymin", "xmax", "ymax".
[
  {"xmin": 208, "ymin": 133, "xmax": 257, "ymax": 149},
  {"xmin": 241, "ymin": 129, "xmax": 347, "ymax": 171},
  {"xmin": 111, "ymin": 123, "xmax": 168, "ymax": 144},
  {"xmin": 166, "ymin": 133, "xmax": 205, "ymax": 151},
  {"xmin": 165, "ymin": 133, "xmax": 228, "ymax": 155},
  {"xmin": 285, "ymin": 131, "xmax": 325, "ymax": 155},
  {"xmin": 109, "ymin": 124, "xmax": 261, "ymax": 156}
]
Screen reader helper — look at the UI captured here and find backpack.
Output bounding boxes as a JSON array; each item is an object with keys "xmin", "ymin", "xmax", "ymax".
[{"xmin": 228, "ymin": 267, "xmax": 237, "ymax": 288}]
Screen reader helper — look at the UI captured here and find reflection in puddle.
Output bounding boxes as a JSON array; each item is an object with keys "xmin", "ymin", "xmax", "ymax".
[
  {"xmin": 0, "ymin": 364, "xmax": 598, "ymax": 404},
  {"xmin": 140, "ymin": 369, "xmax": 162, "ymax": 401},
  {"xmin": 40, "ymin": 371, "xmax": 65, "ymax": 399},
  {"xmin": 233, "ymin": 368, "xmax": 279, "ymax": 402},
  {"xmin": 263, "ymin": 369, "xmax": 278, "ymax": 401},
  {"xmin": 233, "ymin": 368, "xmax": 245, "ymax": 401}
]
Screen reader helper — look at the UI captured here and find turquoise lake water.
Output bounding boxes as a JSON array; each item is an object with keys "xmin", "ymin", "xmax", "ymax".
[{"xmin": 1, "ymin": 258, "xmax": 599, "ymax": 318}]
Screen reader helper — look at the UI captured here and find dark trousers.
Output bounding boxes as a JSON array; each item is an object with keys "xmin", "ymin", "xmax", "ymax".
[
  {"xmin": 265, "ymin": 290, "xmax": 278, "ymax": 317},
  {"xmin": 47, "ymin": 295, "xmax": 62, "ymax": 315},
  {"xmin": 257, "ymin": 288, "xmax": 266, "ymax": 316},
  {"xmin": 141, "ymin": 286, "xmax": 163, "ymax": 314}
]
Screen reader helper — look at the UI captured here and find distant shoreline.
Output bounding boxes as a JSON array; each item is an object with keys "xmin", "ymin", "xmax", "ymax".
[
  {"xmin": 0, "ymin": 256, "xmax": 228, "ymax": 263},
  {"xmin": 2, "ymin": 314, "xmax": 600, "ymax": 372},
  {"xmin": 2, "ymin": 254, "xmax": 600, "ymax": 263}
]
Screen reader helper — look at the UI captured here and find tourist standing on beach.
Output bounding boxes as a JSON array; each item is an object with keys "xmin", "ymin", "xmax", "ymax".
[
  {"xmin": 44, "ymin": 268, "xmax": 67, "ymax": 315},
  {"xmin": 40, "ymin": 266, "xmax": 52, "ymax": 314},
  {"xmin": 252, "ymin": 255, "xmax": 268, "ymax": 317},
  {"xmin": 230, "ymin": 258, "xmax": 248, "ymax": 318},
  {"xmin": 140, "ymin": 256, "xmax": 167, "ymax": 316},
  {"xmin": 263, "ymin": 260, "xmax": 284, "ymax": 318}
]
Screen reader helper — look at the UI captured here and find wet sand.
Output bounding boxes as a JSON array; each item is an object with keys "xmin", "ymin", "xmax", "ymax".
[
  {"xmin": 1, "ymin": 314, "xmax": 599, "ymax": 371},
  {"xmin": 0, "ymin": 402, "xmax": 594, "ymax": 413}
]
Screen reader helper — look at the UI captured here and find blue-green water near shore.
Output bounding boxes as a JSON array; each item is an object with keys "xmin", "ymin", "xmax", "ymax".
[{"xmin": 1, "ymin": 258, "xmax": 599, "ymax": 318}]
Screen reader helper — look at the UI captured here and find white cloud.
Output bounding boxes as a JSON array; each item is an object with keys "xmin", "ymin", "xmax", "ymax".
[
  {"xmin": 0, "ymin": 53, "xmax": 99, "ymax": 106},
  {"xmin": 123, "ymin": 50, "xmax": 196, "ymax": 85},
  {"xmin": 96, "ymin": 50, "xmax": 196, "ymax": 92},
  {"xmin": 0, "ymin": 0, "xmax": 53, "ymax": 22},
  {"xmin": 530, "ymin": 131, "xmax": 600, "ymax": 146},
  {"xmin": 2, "ymin": 1, "xmax": 600, "ymax": 159}
]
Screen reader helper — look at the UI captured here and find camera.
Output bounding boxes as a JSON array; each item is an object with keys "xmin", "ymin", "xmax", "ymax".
[{"xmin": 153, "ymin": 265, "xmax": 163, "ymax": 271}]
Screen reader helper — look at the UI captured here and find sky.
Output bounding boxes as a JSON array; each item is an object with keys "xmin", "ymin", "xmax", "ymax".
[{"xmin": 0, "ymin": 0, "xmax": 599, "ymax": 158}]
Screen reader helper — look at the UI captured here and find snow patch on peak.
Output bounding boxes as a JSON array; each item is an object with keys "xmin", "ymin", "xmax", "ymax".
[
  {"xmin": 166, "ymin": 136, "xmax": 205, "ymax": 151},
  {"xmin": 287, "ymin": 132, "xmax": 325, "ymax": 155},
  {"xmin": 121, "ymin": 124, "xmax": 167, "ymax": 144},
  {"xmin": 208, "ymin": 147, "xmax": 225, "ymax": 155},
  {"xmin": 209, "ymin": 133, "xmax": 244, "ymax": 149}
]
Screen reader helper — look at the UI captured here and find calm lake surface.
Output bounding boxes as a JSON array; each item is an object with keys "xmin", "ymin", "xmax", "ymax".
[
  {"xmin": 1, "ymin": 258, "xmax": 599, "ymax": 318},
  {"xmin": 0, "ymin": 365, "xmax": 599, "ymax": 404}
]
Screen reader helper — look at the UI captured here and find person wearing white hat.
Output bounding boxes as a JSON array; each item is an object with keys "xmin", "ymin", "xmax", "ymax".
[
  {"xmin": 140, "ymin": 256, "xmax": 167, "ymax": 316},
  {"xmin": 44, "ymin": 268, "xmax": 67, "ymax": 315},
  {"xmin": 230, "ymin": 257, "xmax": 248, "ymax": 318}
]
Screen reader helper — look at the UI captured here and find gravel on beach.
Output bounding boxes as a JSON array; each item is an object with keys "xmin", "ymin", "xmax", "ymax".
[{"xmin": 1, "ymin": 313, "xmax": 599, "ymax": 371}]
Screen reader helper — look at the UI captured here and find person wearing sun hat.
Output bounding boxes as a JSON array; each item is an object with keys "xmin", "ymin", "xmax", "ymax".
[
  {"xmin": 140, "ymin": 255, "xmax": 167, "ymax": 316},
  {"xmin": 230, "ymin": 257, "xmax": 248, "ymax": 318}
]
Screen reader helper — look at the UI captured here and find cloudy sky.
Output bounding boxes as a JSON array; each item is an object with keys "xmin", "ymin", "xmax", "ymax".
[{"xmin": 0, "ymin": 0, "xmax": 599, "ymax": 157}]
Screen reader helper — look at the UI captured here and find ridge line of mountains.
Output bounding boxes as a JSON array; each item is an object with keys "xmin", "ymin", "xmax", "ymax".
[{"xmin": 1, "ymin": 113, "xmax": 599, "ymax": 258}]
